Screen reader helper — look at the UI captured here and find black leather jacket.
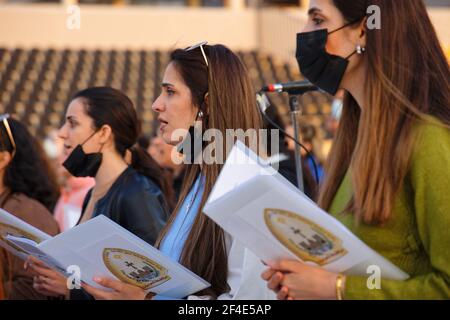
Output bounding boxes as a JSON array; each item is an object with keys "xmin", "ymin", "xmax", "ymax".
[
  {"xmin": 70, "ymin": 166, "xmax": 169, "ymax": 300},
  {"xmin": 78, "ymin": 166, "xmax": 169, "ymax": 245}
]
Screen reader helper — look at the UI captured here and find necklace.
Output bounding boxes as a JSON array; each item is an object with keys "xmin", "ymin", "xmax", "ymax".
[
  {"xmin": 185, "ymin": 193, "xmax": 195, "ymax": 213},
  {"xmin": 186, "ymin": 177, "xmax": 202, "ymax": 213}
]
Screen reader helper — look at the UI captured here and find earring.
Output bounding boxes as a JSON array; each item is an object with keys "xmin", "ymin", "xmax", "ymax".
[
  {"xmin": 198, "ymin": 110, "xmax": 204, "ymax": 118},
  {"xmin": 356, "ymin": 45, "xmax": 366, "ymax": 55}
]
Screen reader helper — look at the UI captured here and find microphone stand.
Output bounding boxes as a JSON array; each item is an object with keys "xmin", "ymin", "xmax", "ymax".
[
  {"xmin": 260, "ymin": 84, "xmax": 318, "ymax": 193},
  {"xmin": 289, "ymin": 94, "xmax": 304, "ymax": 192}
]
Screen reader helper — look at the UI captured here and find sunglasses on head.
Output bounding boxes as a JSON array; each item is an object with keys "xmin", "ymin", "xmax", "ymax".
[
  {"xmin": 0, "ymin": 114, "xmax": 16, "ymax": 158},
  {"xmin": 185, "ymin": 41, "xmax": 209, "ymax": 67}
]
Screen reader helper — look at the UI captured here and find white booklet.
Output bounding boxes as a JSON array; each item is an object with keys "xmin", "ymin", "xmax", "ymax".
[
  {"xmin": 0, "ymin": 209, "xmax": 210, "ymax": 298},
  {"xmin": 0, "ymin": 208, "xmax": 53, "ymax": 261},
  {"xmin": 204, "ymin": 141, "xmax": 409, "ymax": 280}
]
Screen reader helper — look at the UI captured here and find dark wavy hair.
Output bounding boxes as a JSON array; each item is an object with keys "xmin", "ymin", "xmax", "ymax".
[{"xmin": 0, "ymin": 117, "xmax": 60, "ymax": 212}]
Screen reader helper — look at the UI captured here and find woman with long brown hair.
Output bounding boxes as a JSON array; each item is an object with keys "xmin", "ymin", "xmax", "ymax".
[
  {"xmin": 81, "ymin": 43, "xmax": 275, "ymax": 299},
  {"xmin": 262, "ymin": 0, "xmax": 450, "ymax": 299}
]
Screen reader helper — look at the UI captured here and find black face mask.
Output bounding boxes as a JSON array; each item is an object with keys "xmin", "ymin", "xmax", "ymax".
[
  {"xmin": 176, "ymin": 121, "xmax": 205, "ymax": 164},
  {"xmin": 296, "ymin": 22, "xmax": 359, "ymax": 95},
  {"xmin": 62, "ymin": 131, "xmax": 103, "ymax": 178}
]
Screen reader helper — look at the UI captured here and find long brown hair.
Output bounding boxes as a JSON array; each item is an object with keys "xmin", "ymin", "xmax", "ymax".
[
  {"xmin": 154, "ymin": 44, "xmax": 263, "ymax": 297},
  {"xmin": 318, "ymin": 0, "xmax": 450, "ymax": 225}
]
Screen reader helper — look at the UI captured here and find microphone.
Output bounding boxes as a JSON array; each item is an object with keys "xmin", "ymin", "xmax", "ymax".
[{"xmin": 261, "ymin": 80, "xmax": 318, "ymax": 95}]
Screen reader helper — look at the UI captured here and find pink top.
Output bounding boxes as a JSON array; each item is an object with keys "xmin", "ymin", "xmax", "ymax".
[{"xmin": 53, "ymin": 176, "xmax": 95, "ymax": 232}]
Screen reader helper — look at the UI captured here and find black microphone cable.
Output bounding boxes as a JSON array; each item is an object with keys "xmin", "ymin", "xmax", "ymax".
[{"xmin": 257, "ymin": 91, "xmax": 321, "ymax": 185}]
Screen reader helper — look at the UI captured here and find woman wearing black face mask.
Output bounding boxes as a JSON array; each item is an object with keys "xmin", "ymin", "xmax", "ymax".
[
  {"xmin": 263, "ymin": 0, "xmax": 450, "ymax": 300},
  {"xmin": 27, "ymin": 87, "xmax": 170, "ymax": 299},
  {"xmin": 296, "ymin": 21, "xmax": 362, "ymax": 96}
]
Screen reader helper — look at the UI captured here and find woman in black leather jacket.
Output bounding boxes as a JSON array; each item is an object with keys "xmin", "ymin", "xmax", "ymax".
[{"xmin": 27, "ymin": 87, "xmax": 170, "ymax": 299}]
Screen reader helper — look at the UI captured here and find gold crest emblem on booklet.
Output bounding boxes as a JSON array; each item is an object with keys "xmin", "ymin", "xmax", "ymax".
[
  {"xmin": 264, "ymin": 208, "xmax": 348, "ymax": 266},
  {"xmin": 103, "ymin": 248, "xmax": 171, "ymax": 290},
  {"xmin": 0, "ymin": 222, "xmax": 43, "ymax": 254}
]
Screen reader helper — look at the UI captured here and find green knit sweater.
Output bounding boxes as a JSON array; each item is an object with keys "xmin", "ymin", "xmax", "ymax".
[{"xmin": 328, "ymin": 118, "xmax": 450, "ymax": 299}]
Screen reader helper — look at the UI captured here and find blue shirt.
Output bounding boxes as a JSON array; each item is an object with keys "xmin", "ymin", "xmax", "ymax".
[
  {"xmin": 308, "ymin": 155, "xmax": 324, "ymax": 182},
  {"xmin": 159, "ymin": 175, "xmax": 204, "ymax": 262}
]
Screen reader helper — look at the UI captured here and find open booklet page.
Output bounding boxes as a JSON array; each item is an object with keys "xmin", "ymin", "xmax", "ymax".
[
  {"xmin": 37, "ymin": 215, "xmax": 210, "ymax": 298},
  {"xmin": 0, "ymin": 208, "xmax": 209, "ymax": 298},
  {"xmin": 0, "ymin": 208, "xmax": 52, "ymax": 261},
  {"xmin": 204, "ymin": 141, "xmax": 409, "ymax": 280}
]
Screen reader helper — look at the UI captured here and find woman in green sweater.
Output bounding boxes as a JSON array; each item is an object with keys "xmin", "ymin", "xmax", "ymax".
[{"xmin": 262, "ymin": 0, "xmax": 450, "ymax": 299}]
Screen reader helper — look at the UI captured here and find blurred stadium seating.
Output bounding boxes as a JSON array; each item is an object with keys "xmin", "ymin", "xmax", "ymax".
[
  {"xmin": 0, "ymin": 46, "xmax": 332, "ymax": 142},
  {"xmin": 0, "ymin": 1, "xmax": 448, "ymax": 160}
]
